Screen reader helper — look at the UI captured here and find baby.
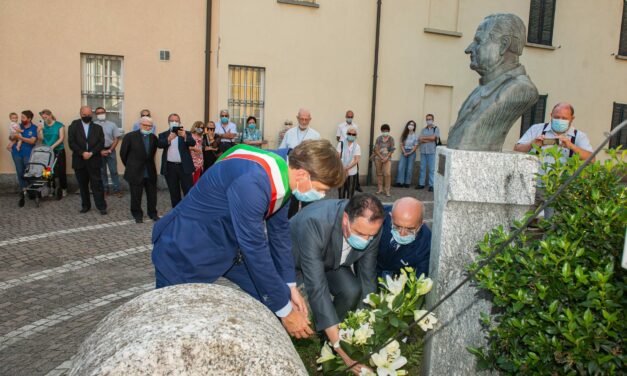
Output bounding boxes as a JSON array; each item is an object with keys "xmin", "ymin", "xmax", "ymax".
[{"xmin": 6, "ymin": 112, "xmax": 22, "ymax": 152}]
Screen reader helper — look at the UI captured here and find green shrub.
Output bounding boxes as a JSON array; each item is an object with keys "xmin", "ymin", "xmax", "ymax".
[{"xmin": 468, "ymin": 148, "xmax": 626, "ymax": 375}]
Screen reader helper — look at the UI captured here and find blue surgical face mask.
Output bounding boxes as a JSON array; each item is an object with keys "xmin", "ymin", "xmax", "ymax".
[
  {"xmin": 391, "ymin": 228, "xmax": 416, "ymax": 245},
  {"xmin": 248, "ymin": 123, "xmax": 256, "ymax": 129},
  {"xmin": 551, "ymin": 118, "xmax": 570, "ymax": 133},
  {"xmin": 381, "ymin": 132, "xmax": 389, "ymax": 137},
  {"xmin": 346, "ymin": 227, "xmax": 371, "ymax": 250},
  {"xmin": 220, "ymin": 116, "xmax": 229, "ymax": 124},
  {"xmin": 292, "ymin": 177, "xmax": 325, "ymax": 202},
  {"xmin": 169, "ymin": 121, "xmax": 180, "ymax": 129},
  {"xmin": 140, "ymin": 129, "xmax": 152, "ymax": 135},
  {"xmin": 346, "ymin": 135, "xmax": 356, "ymax": 142},
  {"xmin": 346, "ymin": 118, "xmax": 353, "ymax": 124}
]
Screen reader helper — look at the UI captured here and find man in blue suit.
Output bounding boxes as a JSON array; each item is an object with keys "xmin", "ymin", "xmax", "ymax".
[
  {"xmin": 157, "ymin": 113, "xmax": 196, "ymax": 208},
  {"xmin": 152, "ymin": 140, "xmax": 345, "ymax": 338},
  {"xmin": 377, "ymin": 197, "xmax": 431, "ymax": 278}
]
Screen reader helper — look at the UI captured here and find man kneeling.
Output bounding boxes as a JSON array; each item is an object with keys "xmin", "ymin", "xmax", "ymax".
[{"xmin": 291, "ymin": 193, "xmax": 384, "ymax": 371}]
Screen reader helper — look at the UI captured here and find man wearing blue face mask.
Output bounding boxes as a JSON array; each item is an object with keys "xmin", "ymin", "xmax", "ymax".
[
  {"xmin": 376, "ymin": 197, "xmax": 431, "ymax": 280},
  {"xmin": 215, "ymin": 109, "xmax": 238, "ymax": 152},
  {"xmin": 290, "ymin": 193, "xmax": 384, "ymax": 370}
]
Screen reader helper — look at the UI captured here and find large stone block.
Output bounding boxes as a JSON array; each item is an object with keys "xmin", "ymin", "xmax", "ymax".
[
  {"xmin": 69, "ymin": 283, "xmax": 307, "ymax": 376},
  {"xmin": 422, "ymin": 147, "xmax": 538, "ymax": 376}
]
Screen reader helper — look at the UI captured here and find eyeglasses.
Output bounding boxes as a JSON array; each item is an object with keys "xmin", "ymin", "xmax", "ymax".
[
  {"xmin": 347, "ymin": 133, "xmax": 357, "ymax": 136},
  {"xmin": 208, "ymin": 128, "xmax": 215, "ymax": 131},
  {"xmin": 391, "ymin": 223, "xmax": 421, "ymax": 236}
]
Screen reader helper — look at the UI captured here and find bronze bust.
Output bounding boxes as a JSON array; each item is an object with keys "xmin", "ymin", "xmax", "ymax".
[{"xmin": 447, "ymin": 13, "xmax": 539, "ymax": 152}]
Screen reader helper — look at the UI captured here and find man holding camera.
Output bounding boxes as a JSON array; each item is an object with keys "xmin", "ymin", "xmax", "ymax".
[
  {"xmin": 157, "ymin": 113, "xmax": 196, "ymax": 208},
  {"xmin": 515, "ymin": 102, "xmax": 592, "ymax": 162}
]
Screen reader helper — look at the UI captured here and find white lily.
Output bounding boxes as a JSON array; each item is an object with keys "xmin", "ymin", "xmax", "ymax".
[
  {"xmin": 414, "ymin": 310, "xmax": 438, "ymax": 331},
  {"xmin": 359, "ymin": 368, "xmax": 376, "ymax": 376},
  {"xmin": 384, "ymin": 273, "xmax": 408, "ymax": 296},
  {"xmin": 368, "ymin": 310, "xmax": 378, "ymax": 324},
  {"xmin": 370, "ymin": 340, "xmax": 407, "ymax": 376},
  {"xmin": 339, "ymin": 327, "xmax": 355, "ymax": 344},
  {"xmin": 316, "ymin": 342, "xmax": 336, "ymax": 364},
  {"xmin": 363, "ymin": 293, "xmax": 377, "ymax": 307},
  {"xmin": 416, "ymin": 276, "xmax": 433, "ymax": 295},
  {"xmin": 353, "ymin": 323, "xmax": 375, "ymax": 345}
]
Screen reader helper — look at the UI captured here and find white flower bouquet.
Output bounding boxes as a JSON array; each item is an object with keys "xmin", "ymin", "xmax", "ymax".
[{"xmin": 317, "ymin": 267, "xmax": 437, "ymax": 375}]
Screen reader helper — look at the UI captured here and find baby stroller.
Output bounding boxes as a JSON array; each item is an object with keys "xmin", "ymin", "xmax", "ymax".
[{"xmin": 22, "ymin": 145, "xmax": 60, "ymax": 207}]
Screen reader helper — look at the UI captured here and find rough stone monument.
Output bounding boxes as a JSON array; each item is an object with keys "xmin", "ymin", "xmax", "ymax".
[
  {"xmin": 447, "ymin": 13, "xmax": 538, "ymax": 152},
  {"xmin": 422, "ymin": 13, "xmax": 540, "ymax": 375},
  {"xmin": 69, "ymin": 283, "xmax": 307, "ymax": 375}
]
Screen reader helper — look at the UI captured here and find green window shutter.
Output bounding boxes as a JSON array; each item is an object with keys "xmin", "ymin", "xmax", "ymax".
[
  {"xmin": 521, "ymin": 95, "xmax": 548, "ymax": 137},
  {"xmin": 619, "ymin": 1, "xmax": 627, "ymax": 56},
  {"xmin": 528, "ymin": 0, "xmax": 556, "ymax": 46},
  {"xmin": 610, "ymin": 102, "xmax": 627, "ymax": 149}
]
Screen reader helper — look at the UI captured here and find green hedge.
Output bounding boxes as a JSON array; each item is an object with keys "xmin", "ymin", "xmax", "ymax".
[{"xmin": 468, "ymin": 148, "xmax": 626, "ymax": 375}]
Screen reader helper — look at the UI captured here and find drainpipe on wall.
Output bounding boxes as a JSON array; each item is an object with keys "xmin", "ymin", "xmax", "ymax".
[
  {"xmin": 204, "ymin": 0, "xmax": 213, "ymax": 123},
  {"xmin": 366, "ymin": 0, "xmax": 382, "ymax": 185}
]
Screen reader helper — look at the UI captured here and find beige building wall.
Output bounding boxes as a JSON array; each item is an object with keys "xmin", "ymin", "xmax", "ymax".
[
  {"xmin": 2, "ymin": 0, "xmax": 625, "ymax": 177},
  {"xmin": 0, "ymin": 0, "xmax": 207, "ymax": 175}
]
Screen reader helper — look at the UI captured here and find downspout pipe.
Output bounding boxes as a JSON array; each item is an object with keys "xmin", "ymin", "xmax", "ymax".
[
  {"xmin": 366, "ymin": 0, "xmax": 382, "ymax": 185},
  {"xmin": 204, "ymin": 0, "xmax": 213, "ymax": 123}
]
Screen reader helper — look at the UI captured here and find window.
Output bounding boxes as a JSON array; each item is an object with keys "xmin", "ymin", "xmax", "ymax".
[
  {"xmin": 228, "ymin": 65, "xmax": 265, "ymax": 134},
  {"xmin": 610, "ymin": 102, "xmax": 627, "ymax": 149},
  {"xmin": 619, "ymin": 0, "xmax": 627, "ymax": 56},
  {"xmin": 520, "ymin": 94, "xmax": 548, "ymax": 137},
  {"xmin": 527, "ymin": 0, "xmax": 556, "ymax": 46},
  {"xmin": 81, "ymin": 54, "xmax": 124, "ymax": 127}
]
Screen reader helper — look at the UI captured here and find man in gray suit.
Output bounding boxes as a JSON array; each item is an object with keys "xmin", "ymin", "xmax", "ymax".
[{"xmin": 291, "ymin": 193, "xmax": 384, "ymax": 372}]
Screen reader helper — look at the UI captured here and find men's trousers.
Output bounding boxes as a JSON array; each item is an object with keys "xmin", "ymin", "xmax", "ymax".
[
  {"xmin": 164, "ymin": 162, "xmax": 193, "ymax": 208},
  {"xmin": 101, "ymin": 150, "xmax": 121, "ymax": 193},
  {"xmin": 75, "ymin": 166, "xmax": 106, "ymax": 211},
  {"xmin": 326, "ymin": 266, "xmax": 362, "ymax": 323},
  {"xmin": 130, "ymin": 178, "xmax": 157, "ymax": 220}
]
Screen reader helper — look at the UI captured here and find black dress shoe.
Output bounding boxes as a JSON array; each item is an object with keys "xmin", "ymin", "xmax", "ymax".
[
  {"xmin": 403, "ymin": 184, "xmax": 410, "ymax": 188},
  {"xmin": 149, "ymin": 215, "xmax": 160, "ymax": 221},
  {"xmin": 393, "ymin": 183, "xmax": 403, "ymax": 188},
  {"xmin": 80, "ymin": 208, "xmax": 91, "ymax": 213},
  {"xmin": 416, "ymin": 185, "xmax": 425, "ymax": 189},
  {"xmin": 135, "ymin": 217, "xmax": 143, "ymax": 224},
  {"xmin": 428, "ymin": 187, "xmax": 434, "ymax": 192},
  {"xmin": 18, "ymin": 193, "xmax": 25, "ymax": 208},
  {"xmin": 99, "ymin": 209, "xmax": 107, "ymax": 215}
]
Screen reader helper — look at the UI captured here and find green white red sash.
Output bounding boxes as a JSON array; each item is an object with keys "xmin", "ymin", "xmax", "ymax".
[{"xmin": 218, "ymin": 144, "xmax": 291, "ymax": 217}]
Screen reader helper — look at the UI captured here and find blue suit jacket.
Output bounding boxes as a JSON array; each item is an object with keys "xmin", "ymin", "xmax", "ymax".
[
  {"xmin": 157, "ymin": 130, "xmax": 196, "ymax": 175},
  {"xmin": 376, "ymin": 206, "xmax": 431, "ymax": 278},
  {"xmin": 151, "ymin": 149, "xmax": 294, "ymax": 313}
]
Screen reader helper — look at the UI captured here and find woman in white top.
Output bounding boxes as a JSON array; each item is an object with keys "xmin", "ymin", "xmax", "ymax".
[
  {"xmin": 395, "ymin": 120, "xmax": 418, "ymax": 188},
  {"xmin": 336, "ymin": 126, "xmax": 361, "ymax": 199}
]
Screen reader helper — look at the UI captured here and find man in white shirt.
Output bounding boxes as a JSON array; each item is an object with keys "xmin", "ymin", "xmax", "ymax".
[
  {"xmin": 336, "ymin": 110, "xmax": 358, "ymax": 143},
  {"xmin": 215, "ymin": 109, "xmax": 238, "ymax": 152},
  {"xmin": 279, "ymin": 108, "xmax": 320, "ymax": 151},
  {"xmin": 280, "ymin": 108, "xmax": 321, "ymax": 217}
]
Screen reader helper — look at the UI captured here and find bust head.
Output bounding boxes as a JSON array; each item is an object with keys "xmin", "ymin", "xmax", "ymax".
[{"xmin": 465, "ymin": 13, "xmax": 526, "ymax": 76}]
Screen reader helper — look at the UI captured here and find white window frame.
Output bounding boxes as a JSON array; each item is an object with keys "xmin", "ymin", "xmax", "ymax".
[{"xmin": 81, "ymin": 53, "xmax": 125, "ymax": 128}]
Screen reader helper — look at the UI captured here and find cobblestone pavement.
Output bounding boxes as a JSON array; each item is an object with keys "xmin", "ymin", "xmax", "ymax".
[{"xmin": 0, "ymin": 184, "xmax": 433, "ymax": 375}]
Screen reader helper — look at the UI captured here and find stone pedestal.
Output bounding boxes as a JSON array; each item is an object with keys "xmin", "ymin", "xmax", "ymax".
[
  {"xmin": 422, "ymin": 147, "xmax": 538, "ymax": 376},
  {"xmin": 70, "ymin": 283, "xmax": 307, "ymax": 376}
]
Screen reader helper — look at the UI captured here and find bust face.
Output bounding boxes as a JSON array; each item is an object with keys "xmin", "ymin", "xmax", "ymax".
[{"xmin": 465, "ymin": 21, "xmax": 503, "ymax": 76}]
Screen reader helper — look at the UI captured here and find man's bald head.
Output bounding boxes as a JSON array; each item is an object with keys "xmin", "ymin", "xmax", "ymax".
[{"xmin": 391, "ymin": 197, "xmax": 424, "ymax": 230}]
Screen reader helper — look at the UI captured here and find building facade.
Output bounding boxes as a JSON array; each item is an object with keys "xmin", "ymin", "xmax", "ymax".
[{"xmin": 1, "ymin": 0, "xmax": 625, "ymax": 179}]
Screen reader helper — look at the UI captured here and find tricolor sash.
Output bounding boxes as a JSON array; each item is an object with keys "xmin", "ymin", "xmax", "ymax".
[{"xmin": 217, "ymin": 144, "xmax": 291, "ymax": 217}]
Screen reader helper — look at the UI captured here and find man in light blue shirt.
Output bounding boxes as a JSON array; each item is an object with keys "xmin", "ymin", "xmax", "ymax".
[
  {"xmin": 95, "ymin": 107, "xmax": 123, "ymax": 196},
  {"xmin": 132, "ymin": 109, "xmax": 157, "ymax": 134},
  {"xmin": 215, "ymin": 109, "xmax": 238, "ymax": 152},
  {"xmin": 416, "ymin": 114, "xmax": 441, "ymax": 192}
]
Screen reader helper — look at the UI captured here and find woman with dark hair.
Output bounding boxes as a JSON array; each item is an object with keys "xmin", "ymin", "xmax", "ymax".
[
  {"xmin": 395, "ymin": 120, "xmax": 418, "ymax": 188},
  {"xmin": 242, "ymin": 115, "xmax": 263, "ymax": 147},
  {"xmin": 38, "ymin": 109, "xmax": 67, "ymax": 198},
  {"xmin": 202, "ymin": 121, "xmax": 220, "ymax": 171},
  {"xmin": 10, "ymin": 110, "xmax": 39, "ymax": 207},
  {"xmin": 190, "ymin": 121, "xmax": 205, "ymax": 184}
]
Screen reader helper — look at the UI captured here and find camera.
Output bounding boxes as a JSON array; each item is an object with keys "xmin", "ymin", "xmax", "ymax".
[
  {"xmin": 542, "ymin": 138, "xmax": 558, "ymax": 146},
  {"xmin": 170, "ymin": 126, "xmax": 183, "ymax": 133}
]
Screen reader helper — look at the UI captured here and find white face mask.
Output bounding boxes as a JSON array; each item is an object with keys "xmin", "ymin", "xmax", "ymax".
[
  {"xmin": 169, "ymin": 121, "xmax": 180, "ymax": 128},
  {"xmin": 96, "ymin": 114, "xmax": 106, "ymax": 121},
  {"xmin": 408, "ymin": 125, "xmax": 415, "ymax": 131}
]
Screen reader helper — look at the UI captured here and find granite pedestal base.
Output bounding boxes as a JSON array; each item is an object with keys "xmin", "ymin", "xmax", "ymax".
[{"xmin": 422, "ymin": 147, "xmax": 538, "ymax": 376}]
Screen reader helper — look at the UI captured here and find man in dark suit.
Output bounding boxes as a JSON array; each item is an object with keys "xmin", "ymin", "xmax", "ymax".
[
  {"xmin": 290, "ymin": 193, "xmax": 384, "ymax": 372},
  {"xmin": 157, "ymin": 113, "xmax": 196, "ymax": 208},
  {"xmin": 68, "ymin": 105, "xmax": 107, "ymax": 215},
  {"xmin": 120, "ymin": 116, "xmax": 159, "ymax": 223}
]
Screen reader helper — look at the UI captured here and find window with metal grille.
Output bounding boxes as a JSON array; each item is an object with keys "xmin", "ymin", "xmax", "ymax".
[
  {"xmin": 521, "ymin": 94, "xmax": 548, "ymax": 137},
  {"xmin": 610, "ymin": 102, "xmax": 627, "ymax": 149},
  {"xmin": 81, "ymin": 54, "xmax": 124, "ymax": 127},
  {"xmin": 228, "ymin": 65, "xmax": 265, "ymax": 134},
  {"xmin": 619, "ymin": 0, "xmax": 627, "ymax": 56},
  {"xmin": 527, "ymin": 0, "xmax": 556, "ymax": 46}
]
